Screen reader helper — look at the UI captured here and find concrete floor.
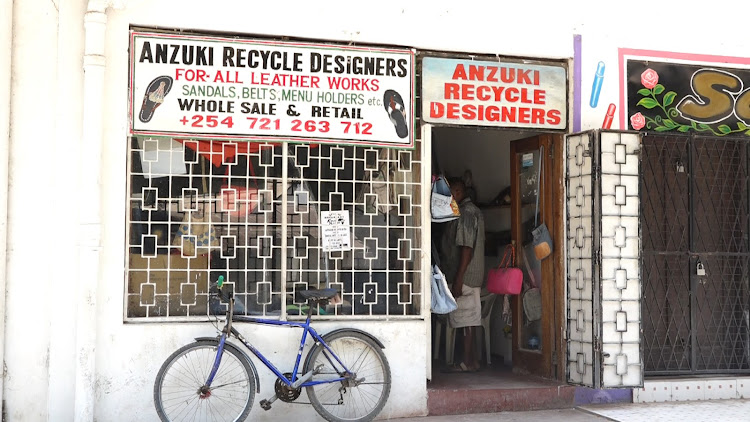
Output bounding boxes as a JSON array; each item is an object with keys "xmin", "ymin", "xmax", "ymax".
[{"xmin": 390, "ymin": 408, "xmax": 609, "ymax": 421}]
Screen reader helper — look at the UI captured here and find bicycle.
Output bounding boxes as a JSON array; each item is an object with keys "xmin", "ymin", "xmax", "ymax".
[{"xmin": 153, "ymin": 276, "xmax": 392, "ymax": 422}]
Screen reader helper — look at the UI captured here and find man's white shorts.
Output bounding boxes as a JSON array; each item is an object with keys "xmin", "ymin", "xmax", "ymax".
[{"xmin": 448, "ymin": 284, "xmax": 481, "ymax": 328}]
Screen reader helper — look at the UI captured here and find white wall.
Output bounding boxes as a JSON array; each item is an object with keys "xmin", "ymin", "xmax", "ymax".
[{"xmin": 5, "ymin": 0, "xmax": 750, "ymax": 420}]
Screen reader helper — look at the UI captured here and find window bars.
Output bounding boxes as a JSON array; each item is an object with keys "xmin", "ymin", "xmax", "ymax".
[{"xmin": 126, "ymin": 138, "xmax": 423, "ymax": 320}]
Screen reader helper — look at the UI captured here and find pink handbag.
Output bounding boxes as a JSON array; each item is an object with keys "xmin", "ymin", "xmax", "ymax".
[{"xmin": 487, "ymin": 245, "xmax": 523, "ymax": 295}]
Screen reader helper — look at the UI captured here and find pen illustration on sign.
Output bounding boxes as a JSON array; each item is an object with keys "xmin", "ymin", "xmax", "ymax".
[
  {"xmin": 602, "ymin": 103, "xmax": 616, "ymax": 129},
  {"xmin": 590, "ymin": 61, "xmax": 605, "ymax": 108},
  {"xmin": 139, "ymin": 75, "xmax": 173, "ymax": 123},
  {"xmin": 384, "ymin": 89, "xmax": 408, "ymax": 138}
]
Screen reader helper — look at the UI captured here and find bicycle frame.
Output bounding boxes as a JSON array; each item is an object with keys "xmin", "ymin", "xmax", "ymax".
[{"xmin": 204, "ymin": 308, "xmax": 354, "ymax": 391}]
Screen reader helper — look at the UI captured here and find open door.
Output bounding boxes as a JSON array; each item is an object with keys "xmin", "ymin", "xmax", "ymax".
[
  {"xmin": 565, "ymin": 130, "xmax": 643, "ymax": 388},
  {"xmin": 510, "ymin": 135, "xmax": 557, "ymax": 378}
]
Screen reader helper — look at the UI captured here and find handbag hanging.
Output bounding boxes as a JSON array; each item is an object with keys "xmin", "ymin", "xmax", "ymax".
[
  {"xmin": 521, "ymin": 245, "xmax": 542, "ymax": 322},
  {"xmin": 531, "ymin": 145, "xmax": 553, "ymax": 260},
  {"xmin": 431, "ymin": 264, "xmax": 458, "ymax": 314},
  {"xmin": 430, "ymin": 238, "xmax": 457, "ymax": 314},
  {"xmin": 486, "ymin": 244, "xmax": 523, "ymax": 295},
  {"xmin": 173, "ymin": 158, "xmax": 220, "ymax": 256},
  {"xmin": 431, "ymin": 175, "xmax": 460, "ymax": 223}
]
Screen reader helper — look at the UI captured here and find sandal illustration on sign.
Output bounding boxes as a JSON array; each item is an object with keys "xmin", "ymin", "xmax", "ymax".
[
  {"xmin": 139, "ymin": 75, "xmax": 173, "ymax": 123},
  {"xmin": 383, "ymin": 89, "xmax": 408, "ymax": 139}
]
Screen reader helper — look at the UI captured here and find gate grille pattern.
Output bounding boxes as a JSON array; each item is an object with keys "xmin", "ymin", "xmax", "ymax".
[
  {"xmin": 567, "ymin": 131, "xmax": 643, "ymax": 388},
  {"xmin": 126, "ymin": 139, "xmax": 423, "ymax": 320},
  {"xmin": 642, "ymin": 134, "xmax": 750, "ymax": 374},
  {"xmin": 566, "ymin": 132, "xmax": 597, "ymax": 387}
]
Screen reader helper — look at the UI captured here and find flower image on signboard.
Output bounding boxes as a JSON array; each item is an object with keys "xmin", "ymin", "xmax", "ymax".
[{"xmin": 623, "ymin": 50, "xmax": 750, "ymax": 136}]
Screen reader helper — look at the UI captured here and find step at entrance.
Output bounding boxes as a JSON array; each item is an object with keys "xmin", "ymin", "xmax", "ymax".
[{"xmin": 428, "ymin": 365, "xmax": 576, "ymax": 415}]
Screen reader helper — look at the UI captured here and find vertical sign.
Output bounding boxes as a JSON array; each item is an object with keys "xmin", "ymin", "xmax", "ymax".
[{"xmin": 130, "ymin": 31, "xmax": 414, "ymax": 148}]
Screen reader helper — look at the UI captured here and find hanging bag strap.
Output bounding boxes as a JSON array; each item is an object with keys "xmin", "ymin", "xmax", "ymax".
[
  {"xmin": 499, "ymin": 244, "xmax": 516, "ymax": 269},
  {"xmin": 521, "ymin": 245, "xmax": 538, "ymax": 289}
]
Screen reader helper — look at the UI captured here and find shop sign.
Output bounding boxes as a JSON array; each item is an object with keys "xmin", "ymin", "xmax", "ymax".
[
  {"xmin": 421, "ymin": 56, "xmax": 567, "ymax": 130},
  {"xmin": 624, "ymin": 54, "xmax": 750, "ymax": 137},
  {"xmin": 129, "ymin": 31, "xmax": 414, "ymax": 148}
]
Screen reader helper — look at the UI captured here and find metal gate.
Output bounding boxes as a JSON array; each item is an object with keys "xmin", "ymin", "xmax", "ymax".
[
  {"xmin": 641, "ymin": 133, "xmax": 750, "ymax": 375},
  {"xmin": 566, "ymin": 130, "xmax": 643, "ymax": 389}
]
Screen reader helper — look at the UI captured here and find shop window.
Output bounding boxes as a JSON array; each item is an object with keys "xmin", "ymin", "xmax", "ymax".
[{"xmin": 126, "ymin": 138, "xmax": 423, "ymax": 319}]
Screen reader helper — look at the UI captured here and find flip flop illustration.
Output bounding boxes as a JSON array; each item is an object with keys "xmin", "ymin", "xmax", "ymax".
[
  {"xmin": 139, "ymin": 75, "xmax": 173, "ymax": 123},
  {"xmin": 383, "ymin": 89, "xmax": 408, "ymax": 139}
]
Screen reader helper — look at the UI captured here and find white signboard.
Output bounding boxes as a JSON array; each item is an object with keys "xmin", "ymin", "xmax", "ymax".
[
  {"xmin": 421, "ymin": 56, "xmax": 567, "ymax": 130},
  {"xmin": 129, "ymin": 31, "xmax": 415, "ymax": 148},
  {"xmin": 320, "ymin": 211, "xmax": 351, "ymax": 252}
]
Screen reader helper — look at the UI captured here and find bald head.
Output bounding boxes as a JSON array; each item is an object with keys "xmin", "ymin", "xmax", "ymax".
[{"xmin": 448, "ymin": 177, "xmax": 466, "ymax": 202}]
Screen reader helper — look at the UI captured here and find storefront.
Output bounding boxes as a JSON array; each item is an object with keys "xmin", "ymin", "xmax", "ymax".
[
  {"xmin": 421, "ymin": 54, "xmax": 569, "ymax": 381},
  {"xmin": 4, "ymin": 2, "xmax": 750, "ymax": 421}
]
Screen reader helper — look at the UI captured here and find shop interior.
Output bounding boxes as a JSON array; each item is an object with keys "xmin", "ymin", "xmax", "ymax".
[{"xmin": 429, "ymin": 125, "xmax": 562, "ymax": 399}]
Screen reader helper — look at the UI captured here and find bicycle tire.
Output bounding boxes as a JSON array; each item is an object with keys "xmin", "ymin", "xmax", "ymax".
[
  {"xmin": 154, "ymin": 340, "xmax": 255, "ymax": 422},
  {"xmin": 304, "ymin": 330, "xmax": 391, "ymax": 422}
]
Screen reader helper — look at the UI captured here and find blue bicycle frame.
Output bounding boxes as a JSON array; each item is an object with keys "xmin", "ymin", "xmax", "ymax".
[{"xmin": 204, "ymin": 313, "xmax": 353, "ymax": 390}]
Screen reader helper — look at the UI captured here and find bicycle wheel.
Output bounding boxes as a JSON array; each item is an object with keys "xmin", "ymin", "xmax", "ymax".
[
  {"xmin": 304, "ymin": 330, "xmax": 391, "ymax": 422},
  {"xmin": 154, "ymin": 340, "xmax": 255, "ymax": 422}
]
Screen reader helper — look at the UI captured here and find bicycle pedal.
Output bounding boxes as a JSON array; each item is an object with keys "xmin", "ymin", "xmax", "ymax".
[{"xmin": 259, "ymin": 400, "xmax": 272, "ymax": 410}]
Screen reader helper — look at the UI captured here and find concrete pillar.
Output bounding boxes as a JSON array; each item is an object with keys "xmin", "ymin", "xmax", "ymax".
[
  {"xmin": 5, "ymin": 0, "xmax": 58, "ymax": 419},
  {"xmin": 0, "ymin": 0, "xmax": 12, "ymax": 411}
]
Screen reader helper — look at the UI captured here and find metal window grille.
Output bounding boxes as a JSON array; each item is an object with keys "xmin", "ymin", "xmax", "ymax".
[{"xmin": 126, "ymin": 138, "xmax": 423, "ymax": 320}]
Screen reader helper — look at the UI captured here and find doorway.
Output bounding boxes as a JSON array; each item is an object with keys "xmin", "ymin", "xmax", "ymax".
[{"xmin": 429, "ymin": 125, "xmax": 565, "ymax": 384}]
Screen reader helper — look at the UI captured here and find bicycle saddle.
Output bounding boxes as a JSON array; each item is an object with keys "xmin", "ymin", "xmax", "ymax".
[{"xmin": 299, "ymin": 288, "xmax": 338, "ymax": 301}]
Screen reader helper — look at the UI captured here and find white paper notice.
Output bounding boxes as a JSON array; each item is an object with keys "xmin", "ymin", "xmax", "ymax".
[{"xmin": 320, "ymin": 210, "xmax": 351, "ymax": 252}]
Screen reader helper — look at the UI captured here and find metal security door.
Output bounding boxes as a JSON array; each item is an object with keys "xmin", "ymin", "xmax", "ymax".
[
  {"xmin": 566, "ymin": 130, "xmax": 643, "ymax": 388},
  {"xmin": 641, "ymin": 134, "xmax": 750, "ymax": 375}
]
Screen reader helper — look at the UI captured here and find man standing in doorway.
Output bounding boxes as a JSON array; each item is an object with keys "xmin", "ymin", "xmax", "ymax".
[{"xmin": 440, "ymin": 177, "xmax": 485, "ymax": 372}]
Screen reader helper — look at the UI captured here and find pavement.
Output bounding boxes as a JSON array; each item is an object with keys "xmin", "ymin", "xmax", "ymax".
[
  {"xmin": 388, "ymin": 398, "xmax": 750, "ymax": 422},
  {"xmin": 390, "ymin": 408, "xmax": 607, "ymax": 421}
]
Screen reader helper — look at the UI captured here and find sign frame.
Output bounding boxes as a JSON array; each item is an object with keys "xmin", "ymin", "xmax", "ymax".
[
  {"xmin": 129, "ymin": 30, "xmax": 415, "ymax": 148},
  {"xmin": 420, "ymin": 55, "xmax": 568, "ymax": 131}
]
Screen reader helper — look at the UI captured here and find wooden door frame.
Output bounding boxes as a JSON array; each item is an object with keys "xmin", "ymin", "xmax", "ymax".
[{"xmin": 509, "ymin": 133, "xmax": 566, "ymax": 380}]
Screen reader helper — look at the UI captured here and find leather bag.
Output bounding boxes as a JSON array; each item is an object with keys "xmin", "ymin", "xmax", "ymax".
[
  {"xmin": 487, "ymin": 244, "xmax": 523, "ymax": 295},
  {"xmin": 431, "ymin": 264, "xmax": 458, "ymax": 314}
]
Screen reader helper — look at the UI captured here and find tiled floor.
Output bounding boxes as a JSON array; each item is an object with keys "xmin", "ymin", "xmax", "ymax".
[{"xmin": 580, "ymin": 398, "xmax": 750, "ymax": 422}]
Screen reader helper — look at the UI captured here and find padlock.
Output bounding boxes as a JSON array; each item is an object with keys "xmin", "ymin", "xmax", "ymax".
[{"xmin": 696, "ymin": 261, "xmax": 706, "ymax": 276}]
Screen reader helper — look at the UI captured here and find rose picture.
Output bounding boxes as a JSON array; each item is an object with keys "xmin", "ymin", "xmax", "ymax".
[
  {"xmin": 630, "ymin": 112, "xmax": 646, "ymax": 130},
  {"xmin": 640, "ymin": 68, "xmax": 659, "ymax": 89}
]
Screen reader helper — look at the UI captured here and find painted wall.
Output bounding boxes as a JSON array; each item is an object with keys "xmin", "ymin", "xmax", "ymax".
[{"xmin": 5, "ymin": 0, "xmax": 750, "ymax": 420}]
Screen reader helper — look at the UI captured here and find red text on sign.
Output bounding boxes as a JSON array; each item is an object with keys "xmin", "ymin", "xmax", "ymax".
[
  {"xmin": 451, "ymin": 64, "xmax": 540, "ymax": 85},
  {"xmin": 429, "ymin": 102, "xmax": 562, "ymax": 126},
  {"xmin": 176, "ymin": 68, "xmax": 209, "ymax": 82},
  {"xmin": 444, "ymin": 84, "xmax": 546, "ymax": 104}
]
